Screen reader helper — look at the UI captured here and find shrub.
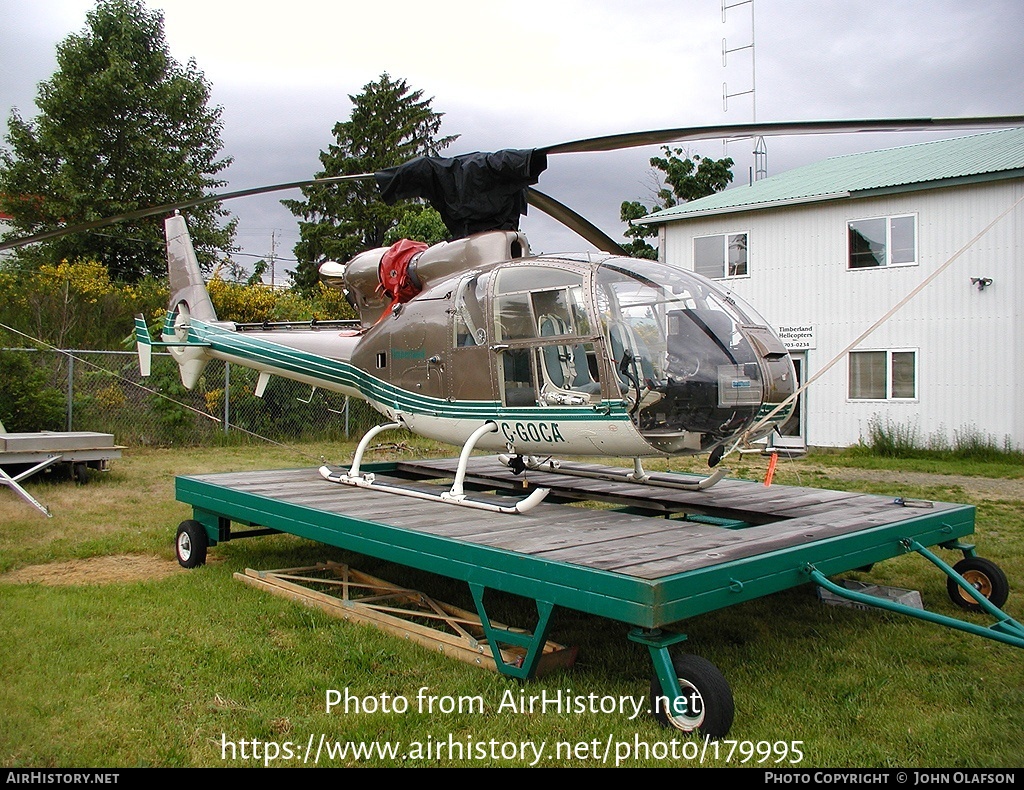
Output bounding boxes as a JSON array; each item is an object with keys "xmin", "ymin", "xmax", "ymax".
[
  {"xmin": 862, "ymin": 415, "xmax": 1022, "ymax": 462},
  {"xmin": 0, "ymin": 350, "xmax": 66, "ymax": 432},
  {"xmin": 865, "ymin": 416, "xmax": 921, "ymax": 458}
]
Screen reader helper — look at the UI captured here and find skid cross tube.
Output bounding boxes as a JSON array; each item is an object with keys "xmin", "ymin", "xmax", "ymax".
[
  {"xmin": 320, "ymin": 421, "xmax": 549, "ymax": 514},
  {"xmin": 807, "ymin": 544, "xmax": 1024, "ymax": 649}
]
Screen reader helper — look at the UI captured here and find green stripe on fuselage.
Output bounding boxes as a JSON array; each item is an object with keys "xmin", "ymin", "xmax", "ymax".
[
  {"xmin": 757, "ymin": 402, "xmax": 793, "ymax": 421},
  {"xmin": 187, "ymin": 318, "xmax": 632, "ymax": 423}
]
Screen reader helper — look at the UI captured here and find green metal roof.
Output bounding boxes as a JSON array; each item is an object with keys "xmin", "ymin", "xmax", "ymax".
[{"xmin": 639, "ymin": 127, "xmax": 1024, "ymax": 223}]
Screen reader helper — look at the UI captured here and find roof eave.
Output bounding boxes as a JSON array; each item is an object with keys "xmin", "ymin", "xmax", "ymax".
[
  {"xmin": 852, "ymin": 168, "xmax": 1024, "ymax": 199},
  {"xmin": 635, "ymin": 192, "xmax": 850, "ymax": 225},
  {"xmin": 637, "ymin": 168, "xmax": 1024, "ymax": 225}
]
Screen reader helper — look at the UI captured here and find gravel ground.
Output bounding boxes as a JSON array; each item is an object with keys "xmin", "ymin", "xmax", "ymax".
[{"xmin": 805, "ymin": 465, "xmax": 1024, "ymax": 500}]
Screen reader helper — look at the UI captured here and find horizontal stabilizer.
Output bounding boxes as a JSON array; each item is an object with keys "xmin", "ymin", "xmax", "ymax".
[{"xmin": 134, "ymin": 315, "xmax": 153, "ymax": 377}]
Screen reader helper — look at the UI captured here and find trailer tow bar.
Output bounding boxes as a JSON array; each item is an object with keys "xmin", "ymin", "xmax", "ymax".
[{"xmin": 806, "ymin": 539, "xmax": 1024, "ymax": 649}]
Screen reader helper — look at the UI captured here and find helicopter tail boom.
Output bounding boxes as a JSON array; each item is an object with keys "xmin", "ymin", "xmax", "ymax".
[{"xmin": 136, "ymin": 212, "xmax": 370, "ymax": 403}]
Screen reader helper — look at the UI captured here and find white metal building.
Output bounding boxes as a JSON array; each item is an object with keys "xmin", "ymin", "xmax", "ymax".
[{"xmin": 637, "ymin": 128, "xmax": 1024, "ymax": 449}]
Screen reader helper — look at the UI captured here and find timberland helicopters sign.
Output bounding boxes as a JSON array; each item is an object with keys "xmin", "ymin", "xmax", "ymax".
[{"xmin": 776, "ymin": 325, "xmax": 816, "ymax": 350}]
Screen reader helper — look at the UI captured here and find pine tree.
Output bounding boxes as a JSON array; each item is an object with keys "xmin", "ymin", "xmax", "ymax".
[
  {"xmin": 283, "ymin": 73, "xmax": 457, "ymax": 292},
  {"xmin": 0, "ymin": 0, "xmax": 235, "ymax": 280}
]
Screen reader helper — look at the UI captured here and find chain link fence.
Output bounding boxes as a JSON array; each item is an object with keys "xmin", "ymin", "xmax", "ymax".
[{"xmin": 2, "ymin": 347, "xmax": 382, "ymax": 446}]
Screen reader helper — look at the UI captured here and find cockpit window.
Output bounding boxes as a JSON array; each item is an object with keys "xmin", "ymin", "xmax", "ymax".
[
  {"xmin": 492, "ymin": 265, "xmax": 601, "ymax": 405},
  {"xmin": 534, "ymin": 287, "xmax": 591, "ymax": 338},
  {"xmin": 454, "ymin": 273, "xmax": 488, "ymax": 346},
  {"xmin": 496, "ymin": 266, "xmax": 582, "ymax": 294},
  {"xmin": 494, "ymin": 266, "xmax": 587, "ymax": 342},
  {"xmin": 596, "ymin": 261, "xmax": 759, "ymax": 385}
]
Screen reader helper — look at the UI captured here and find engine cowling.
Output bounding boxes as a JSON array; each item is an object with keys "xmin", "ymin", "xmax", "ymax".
[{"xmin": 319, "ymin": 230, "xmax": 531, "ymax": 327}]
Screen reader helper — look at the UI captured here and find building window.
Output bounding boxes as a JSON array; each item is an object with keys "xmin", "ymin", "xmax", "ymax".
[
  {"xmin": 848, "ymin": 215, "xmax": 916, "ymax": 269},
  {"xmin": 694, "ymin": 233, "xmax": 748, "ymax": 279},
  {"xmin": 849, "ymin": 350, "xmax": 917, "ymax": 400}
]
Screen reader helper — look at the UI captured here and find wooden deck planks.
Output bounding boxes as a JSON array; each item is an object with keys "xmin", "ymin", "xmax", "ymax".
[
  {"xmin": 396, "ymin": 457, "xmax": 872, "ymax": 523},
  {"xmin": 182, "ymin": 459, "xmax": 963, "ymax": 581}
]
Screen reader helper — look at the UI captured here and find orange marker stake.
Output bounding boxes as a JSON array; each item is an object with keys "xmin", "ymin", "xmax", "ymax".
[{"xmin": 763, "ymin": 451, "xmax": 779, "ymax": 487}]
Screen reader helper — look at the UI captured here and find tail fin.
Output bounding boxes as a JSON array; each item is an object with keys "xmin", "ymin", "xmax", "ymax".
[
  {"xmin": 135, "ymin": 213, "xmax": 217, "ymax": 389},
  {"xmin": 165, "ymin": 211, "xmax": 218, "ymax": 323}
]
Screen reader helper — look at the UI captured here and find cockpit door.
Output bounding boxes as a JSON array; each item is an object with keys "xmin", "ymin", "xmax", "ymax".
[
  {"xmin": 447, "ymin": 272, "xmax": 492, "ymax": 402},
  {"xmin": 488, "ymin": 264, "xmax": 605, "ymax": 410}
]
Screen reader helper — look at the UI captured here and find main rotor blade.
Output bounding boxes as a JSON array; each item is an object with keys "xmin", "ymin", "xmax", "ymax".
[
  {"xmin": 541, "ymin": 116, "xmax": 1024, "ymax": 155},
  {"xmin": 526, "ymin": 187, "xmax": 627, "ymax": 255},
  {"xmin": 7, "ymin": 115, "xmax": 1021, "ymax": 253},
  {"xmin": 0, "ymin": 173, "xmax": 374, "ymax": 252}
]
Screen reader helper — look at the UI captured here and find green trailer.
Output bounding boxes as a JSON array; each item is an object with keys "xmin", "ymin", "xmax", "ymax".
[{"xmin": 173, "ymin": 457, "xmax": 1023, "ymax": 738}]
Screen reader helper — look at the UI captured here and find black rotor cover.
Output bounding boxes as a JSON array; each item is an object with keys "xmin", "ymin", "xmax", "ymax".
[{"xmin": 375, "ymin": 149, "xmax": 548, "ymax": 239}]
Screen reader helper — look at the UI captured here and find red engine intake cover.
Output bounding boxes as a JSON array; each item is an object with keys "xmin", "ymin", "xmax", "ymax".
[{"xmin": 378, "ymin": 239, "xmax": 427, "ymax": 303}]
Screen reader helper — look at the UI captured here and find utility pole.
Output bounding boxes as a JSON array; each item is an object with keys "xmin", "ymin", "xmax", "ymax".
[{"xmin": 267, "ymin": 230, "xmax": 277, "ymax": 287}]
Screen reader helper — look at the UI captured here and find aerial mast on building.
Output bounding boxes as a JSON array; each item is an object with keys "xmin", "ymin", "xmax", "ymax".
[{"xmin": 722, "ymin": 0, "xmax": 766, "ymax": 181}]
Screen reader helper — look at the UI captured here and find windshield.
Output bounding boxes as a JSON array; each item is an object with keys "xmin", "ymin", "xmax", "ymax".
[
  {"xmin": 597, "ymin": 260, "xmax": 761, "ymax": 383},
  {"xmin": 597, "ymin": 259, "xmax": 771, "ymax": 451}
]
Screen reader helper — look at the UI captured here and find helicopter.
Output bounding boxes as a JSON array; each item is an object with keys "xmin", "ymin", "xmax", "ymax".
[
  {"xmin": 139, "ymin": 205, "xmax": 792, "ymax": 513},
  {"xmin": 9, "ymin": 116, "xmax": 1024, "ymax": 514}
]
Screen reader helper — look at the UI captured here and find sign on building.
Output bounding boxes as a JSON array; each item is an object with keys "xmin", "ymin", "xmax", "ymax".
[{"xmin": 777, "ymin": 325, "xmax": 816, "ymax": 350}]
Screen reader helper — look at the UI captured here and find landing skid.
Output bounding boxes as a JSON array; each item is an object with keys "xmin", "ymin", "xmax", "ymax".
[
  {"xmin": 319, "ymin": 421, "xmax": 550, "ymax": 515},
  {"xmin": 503, "ymin": 455, "xmax": 728, "ymax": 492}
]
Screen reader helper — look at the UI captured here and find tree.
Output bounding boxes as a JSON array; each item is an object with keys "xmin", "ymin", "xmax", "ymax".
[
  {"xmin": 620, "ymin": 199, "xmax": 661, "ymax": 260},
  {"xmin": 283, "ymin": 73, "xmax": 457, "ymax": 292},
  {"xmin": 0, "ymin": 0, "xmax": 235, "ymax": 281},
  {"xmin": 0, "ymin": 352, "xmax": 65, "ymax": 433},
  {"xmin": 384, "ymin": 205, "xmax": 450, "ymax": 247},
  {"xmin": 620, "ymin": 148, "xmax": 734, "ymax": 259}
]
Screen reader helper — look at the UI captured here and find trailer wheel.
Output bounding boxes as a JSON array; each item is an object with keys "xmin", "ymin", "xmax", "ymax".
[
  {"xmin": 650, "ymin": 654, "xmax": 734, "ymax": 738},
  {"xmin": 947, "ymin": 557, "xmax": 1009, "ymax": 612},
  {"xmin": 72, "ymin": 462, "xmax": 90, "ymax": 484},
  {"xmin": 176, "ymin": 520, "xmax": 208, "ymax": 569}
]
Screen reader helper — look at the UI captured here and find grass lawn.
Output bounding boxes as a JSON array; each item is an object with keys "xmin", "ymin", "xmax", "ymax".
[{"xmin": 1, "ymin": 440, "xmax": 1022, "ymax": 768}]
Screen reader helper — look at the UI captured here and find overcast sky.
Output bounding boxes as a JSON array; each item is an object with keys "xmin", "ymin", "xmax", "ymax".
[{"xmin": 2, "ymin": 0, "xmax": 1022, "ymax": 275}]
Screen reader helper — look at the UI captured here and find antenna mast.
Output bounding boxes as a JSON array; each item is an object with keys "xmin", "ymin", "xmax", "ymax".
[{"xmin": 722, "ymin": 0, "xmax": 766, "ymax": 181}]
